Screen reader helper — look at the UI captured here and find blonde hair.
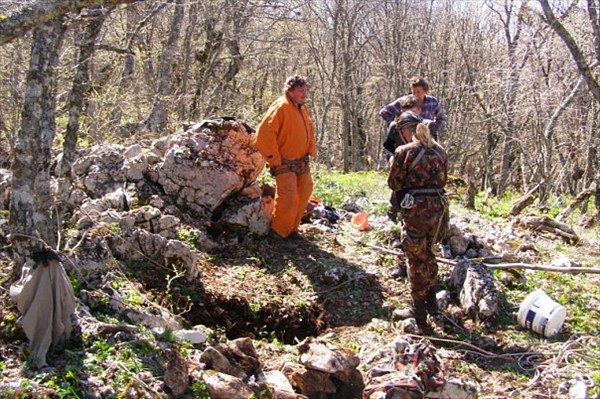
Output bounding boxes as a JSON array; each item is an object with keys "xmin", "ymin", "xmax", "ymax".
[{"xmin": 413, "ymin": 123, "xmax": 443, "ymax": 149}]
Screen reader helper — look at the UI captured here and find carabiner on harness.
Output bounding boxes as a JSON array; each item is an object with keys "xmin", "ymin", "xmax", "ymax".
[{"xmin": 400, "ymin": 193, "xmax": 415, "ymax": 209}]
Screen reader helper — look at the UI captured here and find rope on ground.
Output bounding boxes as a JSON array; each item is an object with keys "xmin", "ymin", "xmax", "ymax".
[{"xmin": 507, "ymin": 334, "xmax": 598, "ymax": 397}]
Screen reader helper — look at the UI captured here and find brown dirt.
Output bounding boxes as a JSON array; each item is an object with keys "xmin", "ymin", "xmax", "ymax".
[{"xmin": 1, "ymin": 218, "xmax": 598, "ymax": 398}]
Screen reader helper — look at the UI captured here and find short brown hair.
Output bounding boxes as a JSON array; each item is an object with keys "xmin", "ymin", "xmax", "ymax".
[
  {"xmin": 399, "ymin": 94, "xmax": 420, "ymax": 110},
  {"xmin": 283, "ymin": 75, "xmax": 309, "ymax": 93},
  {"xmin": 410, "ymin": 76, "xmax": 429, "ymax": 92}
]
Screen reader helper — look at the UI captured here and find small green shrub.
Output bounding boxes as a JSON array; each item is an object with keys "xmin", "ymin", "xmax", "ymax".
[
  {"xmin": 178, "ymin": 227, "xmax": 199, "ymax": 249},
  {"xmin": 191, "ymin": 380, "xmax": 211, "ymax": 398}
]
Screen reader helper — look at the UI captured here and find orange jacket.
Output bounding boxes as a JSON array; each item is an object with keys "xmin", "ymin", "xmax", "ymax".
[{"xmin": 254, "ymin": 95, "xmax": 317, "ymax": 167}]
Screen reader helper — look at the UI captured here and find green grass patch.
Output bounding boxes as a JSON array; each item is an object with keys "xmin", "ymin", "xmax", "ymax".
[
  {"xmin": 474, "ymin": 190, "xmax": 520, "ymax": 219},
  {"xmin": 312, "ymin": 170, "xmax": 390, "ymax": 215}
]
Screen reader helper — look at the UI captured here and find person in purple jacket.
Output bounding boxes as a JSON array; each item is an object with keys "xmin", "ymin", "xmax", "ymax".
[{"xmin": 379, "ymin": 76, "xmax": 446, "ymax": 140}]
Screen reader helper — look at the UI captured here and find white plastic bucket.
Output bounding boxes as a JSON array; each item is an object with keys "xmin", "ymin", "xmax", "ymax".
[{"xmin": 517, "ymin": 289, "xmax": 566, "ymax": 337}]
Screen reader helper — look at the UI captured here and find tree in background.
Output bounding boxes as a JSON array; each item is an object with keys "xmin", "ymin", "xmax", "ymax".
[{"xmin": 8, "ymin": 17, "xmax": 66, "ymax": 272}]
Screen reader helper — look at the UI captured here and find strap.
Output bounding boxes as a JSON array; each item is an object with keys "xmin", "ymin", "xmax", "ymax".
[
  {"xmin": 407, "ymin": 146, "xmax": 445, "ymax": 174},
  {"xmin": 430, "ymin": 145, "xmax": 445, "ymax": 164},
  {"xmin": 270, "ymin": 155, "xmax": 310, "ymax": 176},
  {"xmin": 407, "ymin": 148, "xmax": 426, "ymax": 173},
  {"xmin": 407, "ymin": 188, "xmax": 444, "ymax": 196},
  {"xmin": 281, "ymin": 155, "xmax": 309, "ymax": 165}
]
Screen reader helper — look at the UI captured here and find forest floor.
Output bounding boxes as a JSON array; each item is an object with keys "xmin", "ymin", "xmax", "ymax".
[
  {"xmin": 190, "ymin": 210, "xmax": 600, "ymax": 399},
  {"xmin": 0, "ymin": 176, "xmax": 599, "ymax": 398}
]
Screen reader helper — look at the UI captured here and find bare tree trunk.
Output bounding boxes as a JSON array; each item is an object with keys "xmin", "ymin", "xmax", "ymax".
[
  {"xmin": 488, "ymin": 0, "xmax": 531, "ymax": 197},
  {"xmin": 9, "ymin": 17, "xmax": 66, "ymax": 273},
  {"xmin": 58, "ymin": 9, "xmax": 106, "ymax": 181},
  {"xmin": 177, "ymin": 2, "xmax": 198, "ymax": 120},
  {"xmin": 583, "ymin": 102, "xmax": 599, "ymax": 188},
  {"xmin": 306, "ymin": 0, "xmax": 342, "ymax": 169},
  {"xmin": 538, "ymin": 0, "xmax": 600, "ymax": 103},
  {"xmin": 0, "ymin": 39, "xmax": 27, "ymax": 158},
  {"xmin": 146, "ymin": 0, "xmax": 184, "ymax": 133},
  {"xmin": 341, "ymin": 95, "xmax": 352, "ymax": 172},
  {"xmin": 557, "ymin": 187, "xmax": 596, "ymax": 222},
  {"xmin": 204, "ymin": 0, "xmax": 250, "ymax": 116},
  {"xmin": 497, "ymin": 136, "xmax": 515, "ymax": 197},
  {"xmin": 111, "ymin": 2, "xmax": 142, "ymax": 126},
  {"xmin": 497, "ymin": 43, "xmax": 520, "ymax": 195},
  {"xmin": 191, "ymin": 15, "xmax": 224, "ymax": 119},
  {"xmin": 464, "ymin": 162, "xmax": 477, "ymax": 209}
]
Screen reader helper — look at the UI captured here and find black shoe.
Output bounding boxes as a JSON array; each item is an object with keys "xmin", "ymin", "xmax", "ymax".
[
  {"xmin": 267, "ymin": 230, "xmax": 296, "ymax": 249},
  {"xmin": 288, "ymin": 231, "xmax": 303, "ymax": 240},
  {"xmin": 425, "ymin": 287, "xmax": 439, "ymax": 315},
  {"xmin": 268, "ymin": 230, "xmax": 284, "ymax": 240},
  {"xmin": 440, "ymin": 240, "xmax": 452, "ymax": 258},
  {"xmin": 413, "ymin": 299, "xmax": 427, "ymax": 327},
  {"xmin": 391, "ymin": 263, "xmax": 407, "ymax": 279}
]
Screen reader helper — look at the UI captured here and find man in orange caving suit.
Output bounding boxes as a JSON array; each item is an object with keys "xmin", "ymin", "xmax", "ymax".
[{"xmin": 254, "ymin": 75, "xmax": 317, "ymax": 239}]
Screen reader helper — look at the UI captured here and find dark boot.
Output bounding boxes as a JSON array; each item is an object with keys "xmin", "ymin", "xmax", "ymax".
[
  {"xmin": 425, "ymin": 287, "xmax": 439, "ymax": 315},
  {"xmin": 412, "ymin": 299, "xmax": 427, "ymax": 327},
  {"xmin": 391, "ymin": 262, "xmax": 407, "ymax": 279}
]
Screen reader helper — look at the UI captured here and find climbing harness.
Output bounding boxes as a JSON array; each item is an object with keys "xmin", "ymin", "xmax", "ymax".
[
  {"xmin": 269, "ymin": 155, "xmax": 310, "ymax": 177},
  {"xmin": 399, "ymin": 188, "xmax": 445, "ymax": 210}
]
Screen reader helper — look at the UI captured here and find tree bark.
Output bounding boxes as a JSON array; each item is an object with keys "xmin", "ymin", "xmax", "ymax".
[
  {"xmin": 9, "ymin": 17, "xmax": 66, "ymax": 273},
  {"xmin": 464, "ymin": 163, "xmax": 477, "ymax": 209},
  {"xmin": 513, "ymin": 214, "xmax": 579, "ymax": 244},
  {"xmin": 191, "ymin": 14, "xmax": 224, "ymax": 119},
  {"xmin": 58, "ymin": 9, "xmax": 107, "ymax": 181},
  {"xmin": 556, "ymin": 187, "xmax": 596, "ymax": 222},
  {"xmin": 0, "ymin": 0, "xmax": 138, "ymax": 45},
  {"xmin": 146, "ymin": 0, "xmax": 185, "ymax": 133},
  {"xmin": 509, "ymin": 183, "xmax": 540, "ymax": 216},
  {"xmin": 177, "ymin": 2, "xmax": 198, "ymax": 119},
  {"xmin": 538, "ymin": 0, "xmax": 600, "ymax": 103},
  {"xmin": 204, "ymin": 11, "xmax": 247, "ymax": 115},
  {"xmin": 496, "ymin": 2, "xmax": 524, "ymax": 197}
]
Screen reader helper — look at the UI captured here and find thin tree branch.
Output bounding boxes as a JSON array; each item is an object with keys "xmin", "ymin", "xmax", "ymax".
[
  {"xmin": 0, "ymin": 0, "xmax": 140, "ymax": 45},
  {"xmin": 538, "ymin": 0, "xmax": 600, "ymax": 102}
]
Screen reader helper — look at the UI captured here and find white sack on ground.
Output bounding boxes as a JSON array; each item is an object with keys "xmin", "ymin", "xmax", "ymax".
[{"xmin": 9, "ymin": 255, "xmax": 76, "ymax": 369}]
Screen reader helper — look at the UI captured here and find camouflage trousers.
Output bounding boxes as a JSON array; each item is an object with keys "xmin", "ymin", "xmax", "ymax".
[{"xmin": 400, "ymin": 196, "xmax": 446, "ymax": 302}]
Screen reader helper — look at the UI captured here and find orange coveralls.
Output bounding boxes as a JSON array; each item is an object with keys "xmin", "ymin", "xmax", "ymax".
[{"xmin": 254, "ymin": 95, "xmax": 317, "ymax": 238}]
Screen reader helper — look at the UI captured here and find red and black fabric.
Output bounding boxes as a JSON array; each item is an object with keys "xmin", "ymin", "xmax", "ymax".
[{"xmin": 363, "ymin": 342, "xmax": 445, "ymax": 399}]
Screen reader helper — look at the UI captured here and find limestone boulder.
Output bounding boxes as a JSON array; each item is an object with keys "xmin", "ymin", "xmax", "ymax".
[{"xmin": 148, "ymin": 120, "xmax": 264, "ymax": 217}]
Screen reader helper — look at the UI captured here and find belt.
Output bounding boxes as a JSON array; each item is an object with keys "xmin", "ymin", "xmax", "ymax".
[
  {"xmin": 398, "ymin": 187, "xmax": 445, "ymax": 209},
  {"xmin": 270, "ymin": 155, "xmax": 310, "ymax": 177},
  {"xmin": 398, "ymin": 187, "xmax": 445, "ymax": 198}
]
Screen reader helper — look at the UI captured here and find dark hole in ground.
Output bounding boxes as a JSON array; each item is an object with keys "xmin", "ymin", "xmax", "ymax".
[
  {"xmin": 126, "ymin": 260, "xmax": 326, "ymax": 344},
  {"xmin": 184, "ymin": 293, "xmax": 326, "ymax": 343}
]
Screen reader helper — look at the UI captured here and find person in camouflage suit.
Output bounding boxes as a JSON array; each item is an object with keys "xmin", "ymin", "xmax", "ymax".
[
  {"xmin": 387, "ymin": 112, "xmax": 448, "ymax": 328},
  {"xmin": 382, "ymin": 95, "xmax": 423, "ymax": 223}
]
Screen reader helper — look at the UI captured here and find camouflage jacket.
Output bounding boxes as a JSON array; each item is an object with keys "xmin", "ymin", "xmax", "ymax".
[{"xmin": 387, "ymin": 142, "xmax": 447, "ymax": 193}]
